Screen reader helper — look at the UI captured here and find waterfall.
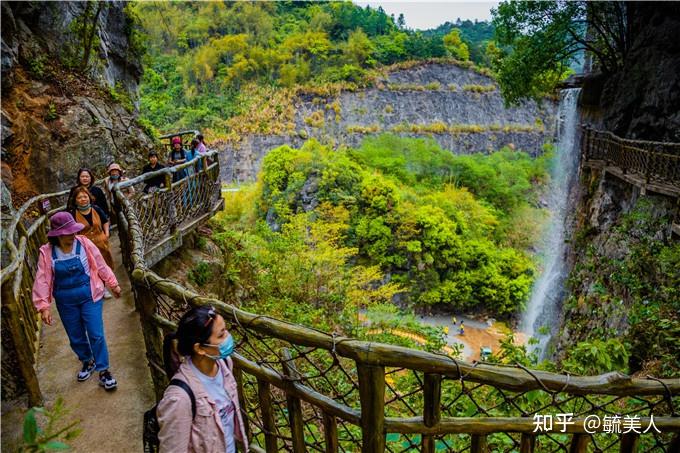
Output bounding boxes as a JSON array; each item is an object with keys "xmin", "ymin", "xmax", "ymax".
[{"xmin": 521, "ymin": 88, "xmax": 582, "ymax": 358}]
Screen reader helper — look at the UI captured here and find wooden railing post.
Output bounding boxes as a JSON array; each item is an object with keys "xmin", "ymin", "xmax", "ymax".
[
  {"xmin": 163, "ymin": 173, "xmax": 179, "ymax": 233},
  {"xmin": 322, "ymin": 412, "xmax": 338, "ymax": 453},
  {"xmin": 471, "ymin": 435, "xmax": 488, "ymax": 453},
  {"xmin": 281, "ymin": 349, "xmax": 306, "ymax": 453},
  {"xmin": 358, "ymin": 363, "xmax": 385, "ymax": 453},
  {"xmin": 257, "ymin": 377, "xmax": 278, "ymax": 453},
  {"xmin": 619, "ymin": 433, "xmax": 639, "ymax": 453},
  {"xmin": 1, "ymin": 278, "xmax": 43, "ymax": 407},
  {"xmin": 569, "ymin": 433, "xmax": 590, "ymax": 453},
  {"xmin": 669, "ymin": 433, "xmax": 680, "ymax": 452},
  {"xmin": 232, "ymin": 365, "xmax": 252, "ymax": 443},
  {"xmin": 422, "ymin": 373, "xmax": 441, "ymax": 453},
  {"xmin": 133, "ymin": 281, "xmax": 168, "ymax": 400},
  {"xmin": 519, "ymin": 433, "xmax": 536, "ymax": 453},
  {"xmin": 164, "ymin": 172, "xmax": 173, "ymax": 192}
]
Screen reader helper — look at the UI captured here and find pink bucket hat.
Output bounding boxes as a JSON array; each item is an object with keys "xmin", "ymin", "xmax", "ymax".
[
  {"xmin": 107, "ymin": 162, "xmax": 123, "ymax": 174},
  {"xmin": 171, "ymin": 136, "xmax": 181, "ymax": 145},
  {"xmin": 47, "ymin": 211, "xmax": 84, "ymax": 237}
]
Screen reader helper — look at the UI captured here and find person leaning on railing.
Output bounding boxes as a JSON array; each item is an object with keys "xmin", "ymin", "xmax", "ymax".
[
  {"xmin": 142, "ymin": 150, "xmax": 166, "ymax": 194},
  {"xmin": 32, "ymin": 211, "xmax": 121, "ymax": 391},
  {"xmin": 156, "ymin": 306, "xmax": 248, "ymax": 453}
]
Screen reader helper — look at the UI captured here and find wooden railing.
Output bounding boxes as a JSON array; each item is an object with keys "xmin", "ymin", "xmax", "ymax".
[
  {"xmin": 3, "ymin": 144, "xmax": 679, "ymax": 451},
  {"xmin": 581, "ymin": 126, "xmax": 680, "ymax": 191},
  {"xmin": 113, "ymin": 154, "xmax": 680, "ymax": 452},
  {"xmin": 1, "ymin": 189, "xmax": 73, "ymax": 406},
  {"xmin": 0, "ymin": 152, "xmax": 220, "ymax": 405}
]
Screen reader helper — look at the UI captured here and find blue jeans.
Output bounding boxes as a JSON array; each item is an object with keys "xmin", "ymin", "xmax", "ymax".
[{"xmin": 55, "ymin": 298, "xmax": 109, "ymax": 371}]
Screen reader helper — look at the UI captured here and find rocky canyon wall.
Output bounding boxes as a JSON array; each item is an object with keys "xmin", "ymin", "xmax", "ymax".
[
  {"xmin": 221, "ymin": 63, "xmax": 557, "ymax": 183},
  {"xmin": 557, "ymin": 4, "xmax": 680, "ymax": 375},
  {"xmin": 1, "ymin": 1, "xmax": 153, "ymax": 203}
]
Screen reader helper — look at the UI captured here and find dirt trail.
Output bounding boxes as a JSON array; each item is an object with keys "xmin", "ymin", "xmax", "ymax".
[{"xmin": 1, "ymin": 234, "xmax": 155, "ymax": 452}]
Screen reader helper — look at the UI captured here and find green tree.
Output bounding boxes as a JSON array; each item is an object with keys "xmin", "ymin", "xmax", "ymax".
[
  {"xmin": 492, "ymin": 1, "xmax": 630, "ymax": 104},
  {"xmin": 483, "ymin": 40, "xmax": 504, "ymax": 68},
  {"xmin": 443, "ymin": 29, "xmax": 470, "ymax": 60},
  {"xmin": 343, "ymin": 28, "xmax": 375, "ymax": 66}
]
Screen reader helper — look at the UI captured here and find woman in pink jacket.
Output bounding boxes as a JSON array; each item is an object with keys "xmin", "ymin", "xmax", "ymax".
[
  {"xmin": 158, "ymin": 306, "xmax": 248, "ymax": 453},
  {"xmin": 32, "ymin": 211, "xmax": 121, "ymax": 390}
]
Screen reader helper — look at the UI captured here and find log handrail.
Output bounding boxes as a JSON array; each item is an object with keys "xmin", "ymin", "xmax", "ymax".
[
  {"xmin": 111, "ymin": 147, "xmax": 680, "ymax": 452},
  {"xmin": 3, "ymin": 140, "xmax": 679, "ymax": 451}
]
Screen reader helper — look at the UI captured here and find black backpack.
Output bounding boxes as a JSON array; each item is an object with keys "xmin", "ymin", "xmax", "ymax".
[{"xmin": 143, "ymin": 379, "xmax": 196, "ymax": 453}]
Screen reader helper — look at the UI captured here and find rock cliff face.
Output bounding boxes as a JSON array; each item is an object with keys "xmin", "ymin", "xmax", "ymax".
[
  {"xmin": 580, "ymin": 4, "xmax": 680, "ymax": 141},
  {"xmin": 221, "ymin": 63, "xmax": 557, "ymax": 183},
  {"xmin": 555, "ymin": 166, "xmax": 678, "ymax": 374},
  {"xmin": 1, "ymin": 1, "xmax": 152, "ymax": 203},
  {"xmin": 557, "ymin": 4, "xmax": 680, "ymax": 374}
]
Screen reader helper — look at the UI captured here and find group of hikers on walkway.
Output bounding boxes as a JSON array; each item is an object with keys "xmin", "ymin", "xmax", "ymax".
[
  {"xmin": 141, "ymin": 133, "xmax": 209, "ymax": 193},
  {"xmin": 30, "ymin": 133, "xmax": 246, "ymax": 451}
]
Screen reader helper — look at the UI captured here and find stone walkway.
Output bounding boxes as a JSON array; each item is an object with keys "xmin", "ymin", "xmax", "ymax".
[{"xmin": 1, "ymin": 234, "xmax": 155, "ymax": 451}]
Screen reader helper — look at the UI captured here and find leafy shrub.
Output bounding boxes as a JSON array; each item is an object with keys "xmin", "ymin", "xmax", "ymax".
[
  {"xmin": 28, "ymin": 55, "xmax": 48, "ymax": 79},
  {"xmin": 44, "ymin": 102, "xmax": 58, "ymax": 121},
  {"xmin": 346, "ymin": 124, "xmax": 381, "ymax": 134},
  {"xmin": 20, "ymin": 397, "xmax": 81, "ymax": 452},
  {"xmin": 304, "ymin": 110, "xmax": 325, "ymax": 128},
  {"xmin": 188, "ymin": 262, "xmax": 212, "ymax": 286},
  {"xmin": 562, "ymin": 339, "xmax": 630, "ymax": 375},
  {"xmin": 462, "ymin": 84, "xmax": 496, "ymax": 93}
]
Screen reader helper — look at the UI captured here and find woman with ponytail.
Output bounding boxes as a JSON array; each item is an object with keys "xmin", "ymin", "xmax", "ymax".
[{"xmin": 157, "ymin": 306, "xmax": 248, "ymax": 453}]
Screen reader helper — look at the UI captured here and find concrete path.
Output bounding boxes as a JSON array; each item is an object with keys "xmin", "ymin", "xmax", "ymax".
[
  {"xmin": 418, "ymin": 313, "xmax": 496, "ymax": 359},
  {"xmin": 1, "ymin": 234, "xmax": 155, "ymax": 451}
]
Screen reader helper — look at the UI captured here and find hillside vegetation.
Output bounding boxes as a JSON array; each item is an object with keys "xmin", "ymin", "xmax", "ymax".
[
  {"xmin": 133, "ymin": 1, "xmax": 494, "ymax": 137},
  {"xmin": 213, "ymin": 135, "xmax": 552, "ymax": 330}
]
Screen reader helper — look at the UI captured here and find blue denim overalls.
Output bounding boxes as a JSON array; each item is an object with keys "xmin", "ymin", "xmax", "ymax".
[{"xmin": 52, "ymin": 240, "xmax": 109, "ymax": 371}]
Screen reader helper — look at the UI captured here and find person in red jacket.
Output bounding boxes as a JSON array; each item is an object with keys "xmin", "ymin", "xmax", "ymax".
[{"xmin": 32, "ymin": 211, "xmax": 121, "ymax": 390}]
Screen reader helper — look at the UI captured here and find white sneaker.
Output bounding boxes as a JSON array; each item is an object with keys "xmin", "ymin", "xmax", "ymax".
[{"xmin": 104, "ymin": 289, "xmax": 112, "ymax": 299}]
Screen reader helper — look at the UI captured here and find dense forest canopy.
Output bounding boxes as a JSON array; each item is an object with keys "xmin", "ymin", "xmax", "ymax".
[
  {"xmin": 216, "ymin": 135, "xmax": 552, "ymax": 324},
  {"xmin": 132, "ymin": 1, "xmax": 496, "ymax": 136}
]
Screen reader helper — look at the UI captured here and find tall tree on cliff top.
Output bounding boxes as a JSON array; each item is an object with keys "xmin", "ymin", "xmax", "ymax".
[{"xmin": 492, "ymin": 1, "xmax": 631, "ymax": 104}]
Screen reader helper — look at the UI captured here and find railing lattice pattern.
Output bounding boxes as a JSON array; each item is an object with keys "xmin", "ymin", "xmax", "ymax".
[{"xmin": 2, "ymin": 137, "xmax": 679, "ymax": 451}]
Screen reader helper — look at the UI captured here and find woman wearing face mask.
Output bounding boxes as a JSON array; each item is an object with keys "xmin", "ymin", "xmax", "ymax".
[
  {"xmin": 70, "ymin": 187, "xmax": 114, "ymax": 293},
  {"xmin": 32, "ymin": 212, "xmax": 121, "ymax": 390},
  {"xmin": 67, "ymin": 168, "xmax": 110, "ymax": 217},
  {"xmin": 104, "ymin": 162, "xmax": 134, "ymax": 218},
  {"xmin": 157, "ymin": 306, "xmax": 248, "ymax": 453}
]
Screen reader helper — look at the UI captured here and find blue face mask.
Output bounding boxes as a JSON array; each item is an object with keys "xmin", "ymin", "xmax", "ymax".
[
  {"xmin": 77, "ymin": 203, "xmax": 91, "ymax": 212},
  {"xmin": 203, "ymin": 335, "xmax": 234, "ymax": 360}
]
